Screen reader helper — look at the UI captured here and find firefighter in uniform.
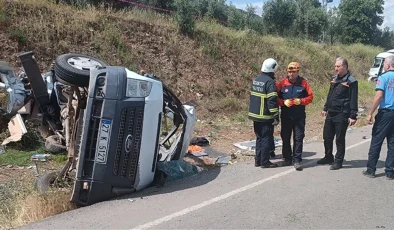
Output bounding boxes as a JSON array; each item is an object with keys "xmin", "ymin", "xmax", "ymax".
[
  {"xmin": 248, "ymin": 58, "xmax": 280, "ymax": 168},
  {"xmin": 318, "ymin": 57, "xmax": 358, "ymax": 170},
  {"xmin": 277, "ymin": 62, "xmax": 314, "ymax": 171}
]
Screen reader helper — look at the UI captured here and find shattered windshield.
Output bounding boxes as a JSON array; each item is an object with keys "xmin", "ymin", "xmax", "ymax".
[{"xmin": 372, "ymin": 57, "xmax": 383, "ymax": 68}]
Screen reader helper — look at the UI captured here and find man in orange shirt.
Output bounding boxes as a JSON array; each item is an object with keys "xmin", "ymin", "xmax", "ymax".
[{"xmin": 277, "ymin": 62, "xmax": 314, "ymax": 171}]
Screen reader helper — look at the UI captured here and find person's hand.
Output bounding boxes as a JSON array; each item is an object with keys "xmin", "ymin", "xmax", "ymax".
[
  {"xmin": 348, "ymin": 118, "xmax": 357, "ymax": 126},
  {"xmin": 284, "ymin": 99, "xmax": 293, "ymax": 107},
  {"xmin": 293, "ymin": 98, "xmax": 301, "ymax": 105},
  {"xmin": 321, "ymin": 111, "xmax": 327, "ymax": 117},
  {"xmin": 366, "ymin": 114, "xmax": 373, "ymax": 124}
]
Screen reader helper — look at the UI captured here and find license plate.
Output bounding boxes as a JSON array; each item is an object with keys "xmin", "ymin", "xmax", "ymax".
[{"xmin": 95, "ymin": 119, "xmax": 112, "ymax": 164}]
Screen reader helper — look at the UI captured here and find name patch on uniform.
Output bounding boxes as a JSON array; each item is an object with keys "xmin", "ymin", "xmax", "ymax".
[
  {"xmin": 252, "ymin": 86, "xmax": 264, "ymax": 92},
  {"xmin": 253, "ymin": 80, "xmax": 265, "ymax": 87},
  {"xmin": 388, "ymin": 79, "xmax": 394, "ymax": 91}
]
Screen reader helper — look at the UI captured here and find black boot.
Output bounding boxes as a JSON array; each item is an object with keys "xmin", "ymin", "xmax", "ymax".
[
  {"xmin": 294, "ymin": 162, "xmax": 303, "ymax": 171},
  {"xmin": 362, "ymin": 170, "xmax": 375, "ymax": 178},
  {"xmin": 282, "ymin": 159, "xmax": 293, "ymax": 166},
  {"xmin": 330, "ymin": 162, "xmax": 342, "ymax": 170},
  {"xmin": 261, "ymin": 161, "xmax": 278, "ymax": 168},
  {"xmin": 317, "ymin": 155, "xmax": 334, "ymax": 165}
]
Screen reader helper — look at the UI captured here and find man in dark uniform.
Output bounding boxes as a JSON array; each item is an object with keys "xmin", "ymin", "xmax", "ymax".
[
  {"xmin": 363, "ymin": 55, "xmax": 394, "ymax": 180},
  {"xmin": 248, "ymin": 58, "xmax": 280, "ymax": 168},
  {"xmin": 318, "ymin": 57, "xmax": 358, "ymax": 170},
  {"xmin": 277, "ymin": 62, "xmax": 314, "ymax": 171}
]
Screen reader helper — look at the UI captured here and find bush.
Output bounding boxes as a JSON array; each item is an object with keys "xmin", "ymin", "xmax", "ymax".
[{"xmin": 174, "ymin": 0, "xmax": 195, "ymax": 36}]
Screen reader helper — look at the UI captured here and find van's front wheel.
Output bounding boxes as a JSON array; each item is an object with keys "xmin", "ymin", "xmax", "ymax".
[{"xmin": 54, "ymin": 53, "xmax": 107, "ymax": 87}]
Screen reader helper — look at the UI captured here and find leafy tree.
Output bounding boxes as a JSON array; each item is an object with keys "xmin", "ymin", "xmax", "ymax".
[
  {"xmin": 227, "ymin": 4, "xmax": 246, "ymax": 30},
  {"xmin": 194, "ymin": 0, "xmax": 210, "ymax": 17},
  {"xmin": 244, "ymin": 4, "xmax": 256, "ymax": 27},
  {"xmin": 293, "ymin": 0, "xmax": 328, "ymax": 40},
  {"xmin": 373, "ymin": 27, "xmax": 394, "ymax": 49},
  {"xmin": 206, "ymin": 0, "xmax": 228, "ymax": 23},
  {"xmin": 174, "ymin": 0, "xmax": 195, "ymax": 36},
  {"xmin": 338, "ymin": 0, "xmax": 384, "ymax": 44},
  {"xmin": 304, "ymin": 7, "xmax": 328, "ymax": 41},
  {"xmin": 326, "ymin": 7, "xmax": 343, "ymax": 44},
  {"xmin": 262, "ymin": 0, "xmax": 298, "ymax": 36}
]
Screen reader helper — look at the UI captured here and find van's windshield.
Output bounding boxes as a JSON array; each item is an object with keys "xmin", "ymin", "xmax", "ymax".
[{"xmin": 372, "ymin": 57, "xmax": 384, "ymax": 68}]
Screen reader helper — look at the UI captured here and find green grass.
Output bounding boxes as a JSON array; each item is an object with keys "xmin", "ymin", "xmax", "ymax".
[
  {"xmin": 0, "ymin": 147, "xmax": 45, "ymax": 166},
  {"xmin": 0, "ymin": 146, "xmax": 67, "ymax": 166}
]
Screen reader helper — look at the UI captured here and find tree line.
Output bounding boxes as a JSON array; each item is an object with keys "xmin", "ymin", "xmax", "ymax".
[{"xmin": 57, "ymin": 0, "xmax": 394, "ymax": 49}]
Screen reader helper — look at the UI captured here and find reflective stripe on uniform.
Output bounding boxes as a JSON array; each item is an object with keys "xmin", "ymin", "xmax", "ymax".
[
  {"xmin": 249, "ymin": 91, "xmax": 277, "ymax": 119},
  {"xmin": 248, "ymin": 112, "xmax": 275, "ymax": 119},
  {"xmin": 251, "ymin": 91, "xmax": 278, "ymax": 98}
]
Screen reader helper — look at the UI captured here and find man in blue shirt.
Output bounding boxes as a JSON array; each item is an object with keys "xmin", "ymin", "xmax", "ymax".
[{"xmin": 363, "ymin": 55, "xmax": 394, "ymax": 180}]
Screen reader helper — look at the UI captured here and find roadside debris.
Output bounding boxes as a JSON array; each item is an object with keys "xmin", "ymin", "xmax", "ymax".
[
  {"xmin": 185, "ymin": 139, "xmax": 235, "ymax": 167},
  {"xmin": 190, "ymin": 136, "xmax": 210, "ymax": 146},
  {"xmin": 358, "ymin": 106, "xmax": 367, "ymax": 117},
  {"xmin": 233, "ymin": 137, "xmax": 282, "ymax": 153},
  {"xmin": 156, "ymin": 160, "xmax": 203, "ymax": 181},
  {"xmin": 188, "ymin": 145, "xmax": 207, "ymax": 157},
  {"xmin": 1, "ymin": 114, "xmax": 27, "ymax": 146},
  {"xmin": 30, "ymin": 153, "xmax": 51, "ymax": 162},
  {"xmin": 215, "ymin": 156, "xmax": 232, "ymax": 166}
]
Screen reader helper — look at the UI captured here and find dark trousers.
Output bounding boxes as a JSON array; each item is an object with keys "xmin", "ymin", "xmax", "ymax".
[
  {"xmin": 323, "ymin": 113, "xmax": 349, "ymax": 163},
  {"xmin": 270, "ymin": 137, "xmax": 275, "ymax": 152},
  {"xmin": 254, "ymin": 121, "xmax": 274, "ymax": 165},
  {"xmin": 281, "ymin": 118, "xmax": 305, "ymax": 163},
  {"xmin": 366, "ymin": 110, "xmax": 394, "ymax": 175}
]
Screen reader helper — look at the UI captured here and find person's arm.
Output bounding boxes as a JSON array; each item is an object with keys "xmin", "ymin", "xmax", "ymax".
[
  {"xmin": 266, "ymin": 80, "xmax": 279, "ymax": 114},
  {"xmin": 368, "ymin": 91, "xmax": 384, "ymax": 116},
  {"xmin": 277, "ymin": 81, "xmax": 284, "ymax": 107},
  {"xmin": 300, "ymin": 80, "xmax": 313, "ymax": 106},
  {"xmin": 323, "ymin": 83, "xmax": 333, "ymax": 112},
  {"xmin": 349, "ymin": 80, "xmax": 358, "ymax": 120},
  {"xmin": 367, "ymin": 77, "xmax": 386, "ymax": 123},
  {"xmin": 322, "ymin": 82, "xmax": 333, "ymax": 116}
]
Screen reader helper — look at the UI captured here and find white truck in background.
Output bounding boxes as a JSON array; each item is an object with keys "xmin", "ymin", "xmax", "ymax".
[{"xmin": 368, "ymin": 49, "xmax": 394, "ymax": 82}]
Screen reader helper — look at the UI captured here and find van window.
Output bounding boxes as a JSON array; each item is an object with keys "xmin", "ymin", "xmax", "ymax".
[{"xmin": 372, "ymin": 57, "xmax": 383, "ymax": 68}]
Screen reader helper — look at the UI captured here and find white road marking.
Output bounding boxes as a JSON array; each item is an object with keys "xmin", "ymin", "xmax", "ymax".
[{"xmin": 132, "ymin": 138, "xmax": 372, "ymax": 230}]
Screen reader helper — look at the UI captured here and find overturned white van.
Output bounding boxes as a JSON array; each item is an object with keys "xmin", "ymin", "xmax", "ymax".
[{"xmin": 368, "ymin": 49, "xmax": 394, "ymax": 82}]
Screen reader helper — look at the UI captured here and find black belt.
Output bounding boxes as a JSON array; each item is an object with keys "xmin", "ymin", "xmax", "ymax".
[{"xmin": 379, "ymin": 108, "xmax": 394, "ymax": 112}]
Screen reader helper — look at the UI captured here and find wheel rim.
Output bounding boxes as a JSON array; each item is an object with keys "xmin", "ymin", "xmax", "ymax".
[{"xmin": 67, "ymin": 57, "xmax": 103, "ymax": 71}]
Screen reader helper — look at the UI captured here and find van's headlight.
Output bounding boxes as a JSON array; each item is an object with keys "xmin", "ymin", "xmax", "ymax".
[{"xmin": 126, "ymin": 79, "xmax": 152, "ymax": 97}]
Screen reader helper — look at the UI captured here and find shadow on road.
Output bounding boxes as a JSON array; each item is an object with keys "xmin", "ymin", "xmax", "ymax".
[
  {"xmin": 272, "ymin": 151, "xmax": 317, "ymax": 165},
  {"xmin": 117, "ymin": 165, "xmax": 221, "ymax": 200},
  {"xmin": 341, "ymin": 159, "xmax": 386, "ymax": 169},
  {"xmin": 301, "ymin": 157, "xmax": 387, "ymax": 171}
]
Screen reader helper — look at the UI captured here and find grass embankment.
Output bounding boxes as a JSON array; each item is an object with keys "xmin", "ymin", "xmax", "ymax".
[{"xmin": 0, "ymin": 0, "xmax": 382, "ymax": 228}]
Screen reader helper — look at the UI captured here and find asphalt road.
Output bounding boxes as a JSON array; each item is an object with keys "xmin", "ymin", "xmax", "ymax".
[{"xmin": 20, "ymin": 125, "xmax": 394, "ymax": 229}]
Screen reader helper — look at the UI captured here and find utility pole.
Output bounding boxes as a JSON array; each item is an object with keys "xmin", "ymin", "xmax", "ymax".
[{"xmin": 321, "ymin": 0, "xmax": 332, "ymax": 42}]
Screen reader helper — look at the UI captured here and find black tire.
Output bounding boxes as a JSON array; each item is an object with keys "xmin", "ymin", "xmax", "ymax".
[
  {"xmin": 45, "ymin": 135, "xmax": 67, "ymax": 154},
  {"xmin": 35, "ymin": 171, "xmax": 59, "ymax": 193},
  {"xmin": 35, "ymin": 171, "xmax": 75, "ymax": 193},
  {"xmin": 54, "ymin": 53, "xmax": 107, "ymax": 87}
]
